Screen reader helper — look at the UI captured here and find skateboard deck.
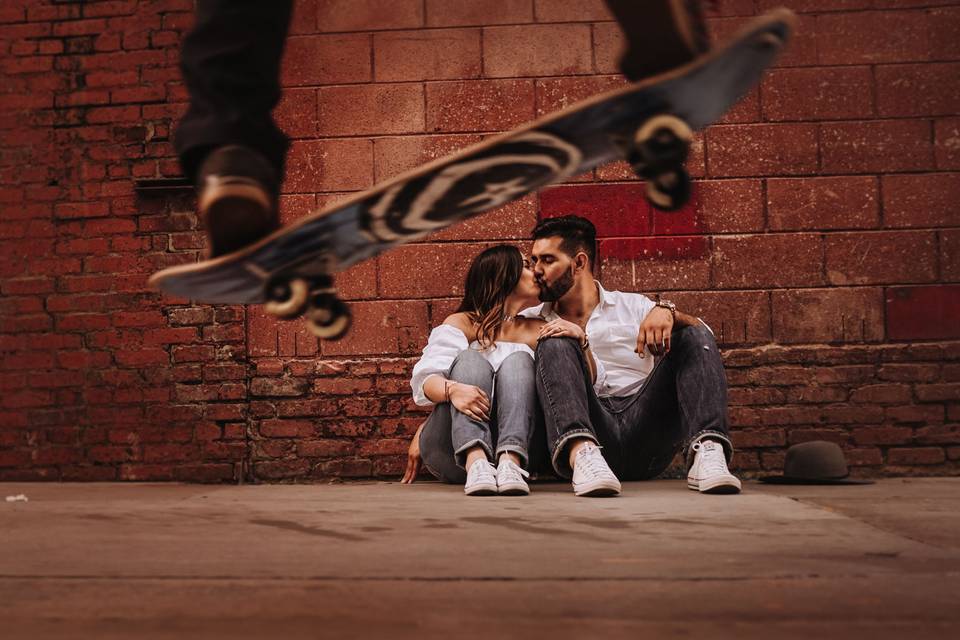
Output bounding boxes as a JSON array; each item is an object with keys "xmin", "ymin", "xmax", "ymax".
[{"xmin": 150, "ymin": 9, "xmax": 795, "ymax": 335}]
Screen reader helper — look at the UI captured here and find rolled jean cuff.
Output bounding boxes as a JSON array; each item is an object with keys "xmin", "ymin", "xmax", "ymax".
[
  {"xmin": 684, "ymin": 430, "xmax": 734, "ymax": 468},
  {"xmin": 550, "ymin": 429, "xmax": 598, "ymax": 479},
  {"xmin": 454, "ymin": 438, "xmax": 493, "ymax": 469},
  {"xmin": 495, "ymin": 444, "xmax": 529, "ymax": 468}
]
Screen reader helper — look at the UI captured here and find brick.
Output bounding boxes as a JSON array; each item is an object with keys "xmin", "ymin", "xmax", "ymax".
[
  {"xmin": 374, "ymin": 29, "xmax": 481, "ymax": 82},
  {"xmin": 756, "ymin": 0, "xmax": 870, "ymax": 12},
  {"xmin": 878, "ymin": 364, "xmax": 939, "ymax": 383},
  {"xmin": 768, "ymin": 177, "xmax": 879, "ymax": 231},
  {"xmin": 772, "ymin": 288, "xmax": 885, "ymax": 344},
  {"xmin": 877, "ymin": 63, "xmax": 960, "ymax": 118},
  {"xmin": 250, "ymin": 377, "xmax": 308, "ymax": 398},
  {"xmin": 928, "ymin": 6, "xmax": 960, "ymax": 60},
  {"xmin": 379, "ymin": 243, "xmax": 478, "ymax": 298},
  {"xmin": 426, "ymin": 0, "xmax": 532, "ymax": 26},
  {"xmin": 534, "ymin": 0, "xmax": 610, "ymax": 22},
  {"xmin": 680, "ymin": 291, "xmax": 774, "ymax": 344},
  {"xmin": 935, "ymin": 118, "xmax": 960, "ymax": 170},
  {"xmin": 883, "ymin": 173, "xmax": 960, "ymax": 229},
  {"xmin": 761, "ymin": 67, "xmax": 874, "ymax": 121},
  {"xmin": 712, "ymin": 234, "xmax": 823, "ymax": 289},
  {"xmin": 826, "ymin": 231, "xmax": 937, "ymax": 286},
  {"xmin": 886, "ymin": 285, "xmax": 960, "ymax": 341},
  {"xmin": 317, "ymin": 0, "xmax": 424, "ymax": 32},
  {"xmin": 297, "ymin": 439, "xmax": 356, "ymax": 458},
  {"xmin": 821, "ymin": 120, "xmax": 934, "ymax": 174},
  {"xmin": 592, "ymin": 21, "xmax": 623, "ymax": 76},
  {"xmin": 887, "ymin": 404, "xmax": 945, "ymax": 424},
  {"xmin": 321, "ymin": 300, "xmax": 429, "ymax": 357},
  {"xmin": 426, "ymin": 195, "xmax": 537, "ymax": 242},
  {"xmin": 707, "ymin": 124, "xmax": 819, "ymax": 177},
  {"xmin": 599, "ymin": 237, "xmax": 712, "ymax": 292},
  {"xmin": 888, "ymin": 447, "xmax": 945, "ymax": 465},
  {"xmin": 426, "ymin": 79, "xmax": 535, "ymax": 133},
  {"xmin": 281, "ymin": 34, "xmax": 371, "ymax": 86},
  {"xmin": 944, "ymin": 230, "xmax": 960, "ymax": 282},
  {"xmin": 916, "ymin": 383, "xmax": 960, "ymax": 402},
  {"xmin": 284, "ymin": 139, "xmax": 374, "ymax": 193},
  {"xmin": 273, "ymin": 88, "xmax": 317, "ymax": 139},
  {"xmin": 816, "ymin": 11, "xmax": 931, "ymax": 65},
  {"xmin": 318, "ymin": 84, "xmax": 424, "ymax": 136},
  {"xmin": 535, "ymin": 75, "xmax": 626, "ymax": 117},
  {"xmin": 540, "ymin": 183, "xmax": 652, "ymax": 237},
  {"xmin": 260, "ymin": 419, "xmax": 316, "ymax": 438},
  {"xmin": 373, "ymin": 134, "xmax": 485, "ymax": 182},
  {"xmin": 484, "ymin": 24, "xmax": 592, "ymax": 78},
  {"xmin": 915, "ymin": 424, "xmax": 960, "ymax": 445},
  {"xmin": 695, "ymin": 179, "xmax": 764, "ymax": 234}
]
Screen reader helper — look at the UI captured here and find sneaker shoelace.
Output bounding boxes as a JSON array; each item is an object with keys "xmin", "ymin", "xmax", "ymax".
[
  {"xmin": 499, "ymin": 459, "xmax": 529, "ymax": 483},
  {"xmin": 576, "ymin": 447, "xmax": 612, "ymax": 479},
  {"xmin": 695, "ymin": 442, "xmax": 729, "ymax": 475},
  {"xmin": 469, "ymin": 459, "xmax": 496, "ymax": 482}
]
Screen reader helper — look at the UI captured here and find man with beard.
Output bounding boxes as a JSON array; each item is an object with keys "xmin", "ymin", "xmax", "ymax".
[{"xmin": 522, "ymin": 215, "xmax": 740, "ymax": 497}]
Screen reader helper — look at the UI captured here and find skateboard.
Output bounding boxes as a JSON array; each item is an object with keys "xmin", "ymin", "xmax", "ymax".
[{"xmin": 150, "ymin": 8, "xmax": 796, "ymax": 340}]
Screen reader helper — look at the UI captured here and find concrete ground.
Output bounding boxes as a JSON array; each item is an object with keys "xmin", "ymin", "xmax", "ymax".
[{"xmin": 1, "ymin": 478, "xmax": 958, "ymax": 639}]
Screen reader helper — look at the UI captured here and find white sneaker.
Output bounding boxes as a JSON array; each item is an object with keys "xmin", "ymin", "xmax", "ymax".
[
  {"xmin": 464, "ymin": 458, "xmax": 498, "ymax": 496},
  {"xmin": 687, "ymin": 439, "xmax": 741, "ymax": 494},
  {"xmin": 571, "ymin": 445, "xmax": 621, "ymax": 497},
  {"xmin": 496, "ymin": 458, "xmax": 530, "ymax": 496}
]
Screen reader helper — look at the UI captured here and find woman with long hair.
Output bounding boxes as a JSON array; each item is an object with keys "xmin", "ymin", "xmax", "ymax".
[{"xmin": 402, "ymin": 244, "xmax": 599, "ymax": 496}]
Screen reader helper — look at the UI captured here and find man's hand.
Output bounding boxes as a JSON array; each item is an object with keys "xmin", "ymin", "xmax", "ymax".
[
  {"xmin": 400, "ymin": 422, "xmax": 426, "ymax": 484},
  {"xmin": 538, "ymin": 318, "xmax": 586, "ymax": 346},
  {"xmin": 636, "ymin": 306, "xmax": 675, "ymax": 358},
  {"xmin": 449, "ymin": 382, "xmax": 491, "ymax": 422}
]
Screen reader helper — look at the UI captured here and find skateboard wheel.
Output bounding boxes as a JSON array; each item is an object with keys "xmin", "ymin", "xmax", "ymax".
[
  {"xmin": 264, "ymin": 277, "xmax": 310, "ymax": 319},
  {"xmin": 645, "ymin": 169, "xmax": 691, "ymax": 212},
  {"xmin": 306, "ymin": 295, "xmax": 352, "ymax": 340},
  {"xmin": 634, "ymin": 115, "xmax": 693, "ymax": 168}
]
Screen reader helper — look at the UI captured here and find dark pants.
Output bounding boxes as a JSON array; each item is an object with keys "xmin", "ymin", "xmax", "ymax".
[
  {"xmin": 174, "ymin": 0, "xmax": 293, "ymax": 182},
  {"xmin": 535, "ymin": 325, "xmax": 733, "ymax": 480}
]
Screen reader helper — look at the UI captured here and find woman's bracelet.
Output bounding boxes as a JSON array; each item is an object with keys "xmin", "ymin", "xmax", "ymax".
[
  {"xmin": 444, "ymin": 380, "xmax": 453, "ymax": 403},
  {"xmin": 580, "ymin": 336, "xmax": 590, "ymax": 350}
]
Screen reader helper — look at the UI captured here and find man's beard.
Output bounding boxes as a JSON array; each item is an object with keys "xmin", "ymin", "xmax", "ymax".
[{"xmin": 537, "ymin": 268, "xmax": 574, "ymax": 302}]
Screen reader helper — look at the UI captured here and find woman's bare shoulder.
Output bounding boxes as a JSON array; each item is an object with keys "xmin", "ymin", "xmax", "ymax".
[{"xmin": 442, "ymin": 313, "xmax": 476, "ymax": 340}]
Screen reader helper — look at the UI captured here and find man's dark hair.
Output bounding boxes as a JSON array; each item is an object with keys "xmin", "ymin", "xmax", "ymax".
[{"xmin": 531, "ymin": 215, "xmax": 597, "ymax": 268}]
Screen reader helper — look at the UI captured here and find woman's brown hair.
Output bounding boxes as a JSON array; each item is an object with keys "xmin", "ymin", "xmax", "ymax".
[{"xmin": 456, "ymin": 245, "xmax": 524, "ymax": 349}]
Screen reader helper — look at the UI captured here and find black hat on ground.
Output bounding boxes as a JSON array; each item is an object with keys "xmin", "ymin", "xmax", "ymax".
[{"xmin": 759, "ymin": 440, "xmax": 874, "ymax": 485}]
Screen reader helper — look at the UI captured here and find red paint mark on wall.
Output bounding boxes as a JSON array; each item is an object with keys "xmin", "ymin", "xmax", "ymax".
[
  {"xmin": 886, "ymin": 285, "xmax": 960, "ymax": 341},
  {"xmin": 539, "ymin": 183, "xmax": 704, "ymax": 260}
]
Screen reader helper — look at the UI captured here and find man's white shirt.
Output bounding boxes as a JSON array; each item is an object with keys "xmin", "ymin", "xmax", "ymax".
[{"xmin": 521, "ymin": 281, "xmax": 709, "ymax": 398}]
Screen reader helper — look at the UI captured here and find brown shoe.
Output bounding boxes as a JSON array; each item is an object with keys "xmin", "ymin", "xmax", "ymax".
[{"xmin": 196, "ymin": 145, "xmax": 279, "ymax": 258}]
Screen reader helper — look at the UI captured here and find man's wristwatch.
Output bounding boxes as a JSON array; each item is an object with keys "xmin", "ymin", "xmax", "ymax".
[{"xmin": 655, "ymin": 299, "xmax": 677, "ymax": 320}]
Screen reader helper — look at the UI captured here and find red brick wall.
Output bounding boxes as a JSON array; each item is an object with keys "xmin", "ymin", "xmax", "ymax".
[{"xmin": 1, "ymin": 0, "xmax": 958, "ymax": 481}]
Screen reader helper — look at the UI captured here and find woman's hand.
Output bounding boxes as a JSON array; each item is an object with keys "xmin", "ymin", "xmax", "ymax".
[
  {"xmin": 449, "ymin": 382, "xmax": 491, "ymax": 422},
  {"xmin": 400, "ymin": 422, "xmax": 426, "ymax": 484},
  {"xmin": 537, "ymin": 318, "xmax": 586, "ymax": 346},
  {"xmin": 637, "ymin": 306, "xmax": 675, "ymax": 358}
]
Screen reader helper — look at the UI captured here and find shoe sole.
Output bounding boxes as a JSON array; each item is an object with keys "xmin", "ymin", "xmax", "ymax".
[
  {"xmin": 574, "ymin": 482, "xmax": 621, "ymax": 497},
  {"xmin": 688, "ymin": 477, "xmax": 742, "ymax": 494},
  {"xmin": 465, "ymin": 482, "xmax": 498, "ymax": 496},
  {"xmin": 497, "ymin": 483, "xmax": 530, "ymax": 496},
  {"xmin": 199, "ymin": 181, "xmax": 275, "ymax": 258}
]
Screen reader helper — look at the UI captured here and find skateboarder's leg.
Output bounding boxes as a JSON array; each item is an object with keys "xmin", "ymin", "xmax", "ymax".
[
  {"xmin": 603, "ymin": 0, "xmax": 710, "ymax": 81},
  {"xmin": 174, "ymin": 0, "xmax": 293, "ymax": 257}
]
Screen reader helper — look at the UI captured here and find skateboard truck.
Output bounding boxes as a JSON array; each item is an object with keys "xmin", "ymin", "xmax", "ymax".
[
  {"xmin": 263, "ymin": 273, "xmax": 352, "ymax": 340},
  {"xmin": 627, "ymin": 114, "xmax": 694, "ymax": 211}
]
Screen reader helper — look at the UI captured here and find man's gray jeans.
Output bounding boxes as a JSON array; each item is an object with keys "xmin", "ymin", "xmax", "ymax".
[
  {"xmin": 536, "ymin": 324, "xmax": 734, "ymax": 479},
  {"xmin": 419, "ymin": 349, "xmax": 543, "ymax": 484}
]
